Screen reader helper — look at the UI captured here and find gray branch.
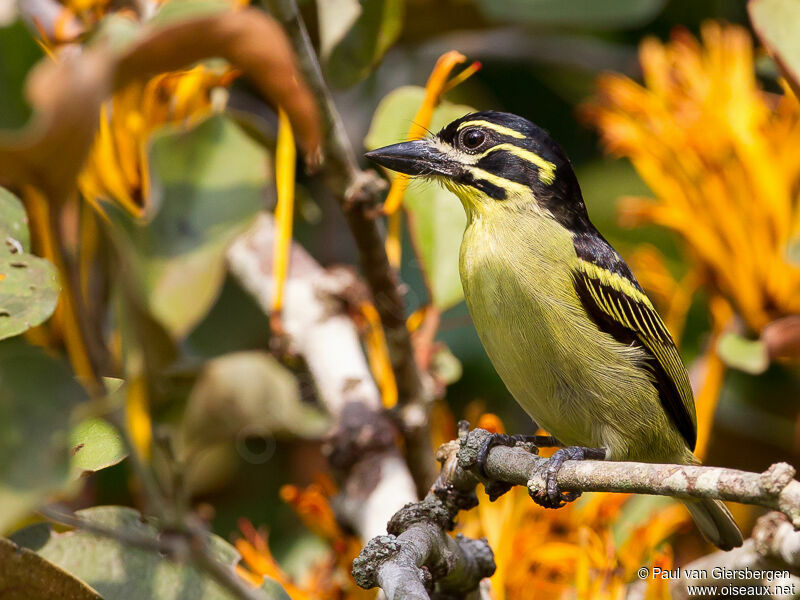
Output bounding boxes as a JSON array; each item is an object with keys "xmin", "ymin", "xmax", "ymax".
[
  {"xmin": 264, "ymin": 0, "xmax": 437, "ymax": 494},
  {"xmin": 354, "ymin": 426, "xmax": 800, "ymax": 599}
]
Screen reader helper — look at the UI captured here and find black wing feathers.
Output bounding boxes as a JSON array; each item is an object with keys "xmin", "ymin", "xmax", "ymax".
[{"xmin": 572, "ymin": 267, "xmax": 698, "ymax": 451}]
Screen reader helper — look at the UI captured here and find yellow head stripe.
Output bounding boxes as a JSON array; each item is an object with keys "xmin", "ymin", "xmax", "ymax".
[
  {"xmin": 463, "ymin": 165, "xmax": 535, "ymax": 198},
  {"xmin": 476, "ymin": 143, "xmax": 557, "ymax": 185},
  {"xmin": 456, "ymin": 120, "xmax": 526, "ymax": 139}
]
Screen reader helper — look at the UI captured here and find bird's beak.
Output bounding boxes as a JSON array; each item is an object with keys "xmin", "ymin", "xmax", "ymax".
[{"xmin": 365, "ymin": 140, "xmax": 456, "ymax": 178}]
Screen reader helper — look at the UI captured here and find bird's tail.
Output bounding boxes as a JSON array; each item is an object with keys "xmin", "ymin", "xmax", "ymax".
[{"xmin": 682, "ymin": 498, "xmax": 743, "ymax": 551}]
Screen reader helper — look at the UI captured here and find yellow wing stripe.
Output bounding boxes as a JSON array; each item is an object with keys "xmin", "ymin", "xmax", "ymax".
[
  {"xmin": 457, "ymin": 120, "xmax": 526, "ymax": 139},
  {"xmin": 577, "ymin": 259, "xmax": 656, "ymax": 310}
]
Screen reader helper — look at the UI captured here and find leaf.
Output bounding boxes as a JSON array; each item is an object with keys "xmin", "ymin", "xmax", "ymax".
[
  {"xmin": 12, "ymin": 506, "xmax": 291, "ymax": 600},
  {"xmin": 749, "ymin": 0, "xmax": 800, "ymax": 97},
  {"xmin": 0, "ymin": 186, "xmax": 30, "ymax": 255},
  {"xmin": 180, "ymin": 351, "xmax": 330, "ymax": 451},
  {"xmin": 0, "ymin": 255, "xmax": 61, "ymax": 340},
  {"xmin": 0, "ymin": 7, "xmax": 320, "ymax": 205},
  {"xmin": 365, "ymin": 86, "xmax": 474, "ymax": 310},
  {"xmin": 0, "ymin": 537, "xmax": 102, "ymax": 600},
  {"xmin": 104, "ymin": 114, "xmax": 268, "ymax": 338},
  {"xmin": 318, "ymin": 0, "xmax": 405, "ymax": 87},
  {"xmin": 0, "ymin": 19, "xmax": 44, "ymax": 129},
  {"xmin": 717, "ymin": 332, "xmax": 769, "ymax": 375},
  {"xmin": 0, "ymin": 188, "xmax": 59, "ymax": 340},
  {"xmin": 0, "ymin": 339, "xmax": 88, "ymax": 534},
  {"xmin": 69, "ymin": 418, "xmax": 127, "ymax": 477},
  {"xmin": 475, "ymin": 0, "xmax": 665, "ymax": 28},
  {"xmin": 431, "ymin": 345, "xmax": 463, "ymax": 385}
]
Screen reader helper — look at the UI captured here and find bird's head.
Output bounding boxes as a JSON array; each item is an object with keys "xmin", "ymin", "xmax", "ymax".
[{"xmin": 366, "ymin": 111, "xmax": 589, "ymax": 228}]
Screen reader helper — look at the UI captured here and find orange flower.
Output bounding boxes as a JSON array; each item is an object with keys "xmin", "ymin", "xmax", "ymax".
[
  {"xmin": 79, "ymin": 65, "xmax": 236, "ymax": 217},
  {"xmin": 583, "ymin": 22, "xmax": 800, "ymax": 334}
]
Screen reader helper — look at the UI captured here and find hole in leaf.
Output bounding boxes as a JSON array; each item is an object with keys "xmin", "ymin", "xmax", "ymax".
[
  {"xmin": 0, "ymin": 311, "xmax": 10, "ymax": 317},
  {"xmin": 10, "ymin": 262, "xmax": 26, "ymax": 268},
  {"xmin": 71, "ymin": 443, "xmax": 85, "ymax": 456},
  {"xmin": 5, "ymin": 237, "xmax": 22, "ymax": 254}
]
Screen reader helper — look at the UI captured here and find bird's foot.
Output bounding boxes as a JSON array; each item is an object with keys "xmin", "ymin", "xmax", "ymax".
[
  {"xmin": 477, "ymin": 433, "xmax": 543, "ymax": 501},
  {"xmin": 531, "ymin": 446, "xmax": 606, "ymax": 509}
]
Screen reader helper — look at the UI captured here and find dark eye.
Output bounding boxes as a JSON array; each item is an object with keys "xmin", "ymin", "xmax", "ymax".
[{"xmin": 460, "ymin": 128, "xmax": 485, "ymax": 150}]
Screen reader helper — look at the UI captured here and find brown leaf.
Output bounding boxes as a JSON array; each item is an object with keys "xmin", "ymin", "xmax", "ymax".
[
  {"xmin": 762, "ymin": 315, "xmax": 800, "ymax": 362},
  {"xmin": 0, "ymin": 7, "xmax": 320, "ymax": 204},
  {"xmin": 0, "ymin": 535, "xmax": 102, "ymax": 600}
]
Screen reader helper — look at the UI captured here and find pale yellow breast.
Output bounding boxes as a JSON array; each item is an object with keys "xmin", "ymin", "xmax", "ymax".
[{"xmin": 458, "ymin": 210, "xmax": 679, "ymax": 460}]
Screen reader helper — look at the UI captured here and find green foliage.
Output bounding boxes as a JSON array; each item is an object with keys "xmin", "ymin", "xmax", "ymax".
[
  {"xmin": 0, "ymin": 188, "xmax": 60, "ymax": 341},
  {"xmin": 69, "ymin": 418, "xmax": 127, "ymax": 477},
  {"xmin": 0, "ymin": 20, "xmax": 44, "ymax": 130},
  {"xmin": 365, "ymin": 86, "xmax": 474, "ymax": 310},
  {"xmin": 749, "ymin": 0, "xmax": 800, "ymax": 93},
  {"xmin": 180, "ymin": 351, "xmax": 330, "ymax": 450},
  {"xmin": 476, "ymin": 0, "xmax": 665, "ymax": 27},
  {"xmin": 104, "ymin": 114, "xmax": 268, "ymax": 339},
  {"xmin": 0, "ymin": 537, "xmax": 102, "ymax": 600},
  {"xmin": 318, "ymin": 0, "xmax": 404, "ymax": 87},
  {"xmin": 11, "ymin": 506, "xmax": 291, "ymax": 600},
  {"xmin": 717, "ymin": 332, "xmax": 769, "ymax": 375},
  {"xmin": 0, "ymin": 339, "xmax": 88, "ymax": 534}
]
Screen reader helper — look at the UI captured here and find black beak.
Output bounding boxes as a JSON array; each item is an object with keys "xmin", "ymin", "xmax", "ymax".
[{"xmin": 365, "ymin": 140, "xmax": 455, "ymax": 177}]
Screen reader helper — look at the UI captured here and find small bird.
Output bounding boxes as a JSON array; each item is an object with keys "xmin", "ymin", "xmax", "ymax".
[{"xmin": 366, "ymin": 111, "xmax": 742, "ymax": 550}]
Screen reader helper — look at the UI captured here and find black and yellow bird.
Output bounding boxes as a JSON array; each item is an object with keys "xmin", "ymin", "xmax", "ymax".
[{"xmin": 366, "ymin": 111, "xmax": 743, "ymax": 550}]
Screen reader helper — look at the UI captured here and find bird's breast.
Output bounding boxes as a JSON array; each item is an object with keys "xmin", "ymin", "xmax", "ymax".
[{"xmin": 458, "ymin": 214, "xmax": 656, "ymax": 453}]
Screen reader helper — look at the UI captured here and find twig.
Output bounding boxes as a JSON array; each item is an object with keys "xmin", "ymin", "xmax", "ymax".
[
  {"xmin": 264, "ymin": 0, "xmax": 437, "ymax": 493},
  {"xmin": 353, "ymin": 426, "xmax": 800, "ymax": 599}
]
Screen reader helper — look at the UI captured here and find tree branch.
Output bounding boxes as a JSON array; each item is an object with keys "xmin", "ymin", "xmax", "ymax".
[
  {"xmin": 263, "ymin": 0, "xmax": 436, "ymax": 493},
  {"xmin": 228, "ymin": 213, "xmax": 418, "ymax": 541},
  {"xmin": 353, "ymin": 425, "xmax": 800, "ymax": 599}
]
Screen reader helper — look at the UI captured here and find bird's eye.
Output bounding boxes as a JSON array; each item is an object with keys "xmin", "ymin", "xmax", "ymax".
[{"xmin": 460, "ymin": 128, "xmax": 486, "ymax": 150}]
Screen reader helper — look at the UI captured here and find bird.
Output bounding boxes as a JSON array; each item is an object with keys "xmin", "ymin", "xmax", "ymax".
[{"xmin": 365, "ymin": 110, "xmax": 743, "ymax": 551}]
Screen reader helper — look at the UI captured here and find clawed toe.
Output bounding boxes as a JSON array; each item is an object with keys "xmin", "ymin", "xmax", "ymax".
[
  {"xmin": 477, "ymin": 432, "xmax": 541, "ymax": 501},
  {"xmin": 532, "ymin": 446, "xmax": 606, "ymax": 509}
]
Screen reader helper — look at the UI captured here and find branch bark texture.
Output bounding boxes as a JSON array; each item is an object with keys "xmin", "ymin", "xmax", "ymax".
[
  {"xmin": 228, "ymin": 213, "xmax": 417, "ymax": 541},
  {"xmin": 264, "ymin": 0, "xmax": 437, "ymax": 493},
  {"xmin": 353, "ymin": 426, "xmax": 800, "ymax": 599}
]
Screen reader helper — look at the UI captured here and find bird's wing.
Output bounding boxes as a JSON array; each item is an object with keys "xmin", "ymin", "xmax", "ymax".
[{"xmin": 572, "ymin": 258, "xmax": 697, "ymax": 451}]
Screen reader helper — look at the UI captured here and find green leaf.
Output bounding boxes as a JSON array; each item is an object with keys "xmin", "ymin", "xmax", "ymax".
[
  {"xmin": 0, "ymin": 255, "xmax": 61, "ymax": 340},
  {"xmin": 475, "ymin": 0, "xmax": 664, "ymax": 28},
  {"xmin": 0, "ymin": 339, "xmax": 88, "ymax": 534},
  {"xmin": 430, "ymin": 345, "xmax": 463, "ymax": 385},
  {"xmin": 717, "ymin": 332, "xmax": 769, "ymax": 375},
  {"xmin": 104, "ymin": 114, "xmax": 268, "ymax": 338},
  {"xmin": 151, "ymin": 0, "xmax": 231, "ymax": 26},
  {"xmin": 0, "ymin": 537, "xmax": 102, "ymax": 600},
  {"xmin": 69, "ymin": 418, "xmax": 127, "ymax": 477},
  {"xmin": 365, "ymin": 86, "xmax": 473, "ymax": 310},
  {"xmin": 0, "ymin": 186, "xmax": 30, "ymax": 254},
  {"xmin": 318, "ymin": 0, "xmax": 405, "ymax": 87},
  {"xmin": 180, "ymin": 351, "xmax": 329, "ymax": 450},
  {"xmin": 0, "ymin": 20, "xmax": 44, "ymax": 130},
  {"xmin": 12, "ymin": 506, "xmax": 291, "ymax": 600},
  {"xmin": 750, "ymin": 0, "xmax": 800, "ymax": 96},
  {"xmin": 0, "ymin": 188, "xmax": 60, "ymax": 339}
]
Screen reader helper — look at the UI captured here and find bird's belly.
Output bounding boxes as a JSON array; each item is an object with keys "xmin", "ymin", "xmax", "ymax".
[{"xmin": 461, "ymin": 250, "xmax": 677, "ymax": 461}]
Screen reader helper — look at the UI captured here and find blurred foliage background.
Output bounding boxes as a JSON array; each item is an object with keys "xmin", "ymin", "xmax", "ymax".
[{"xmin": 0, "ymin": 0, "xmax": 799, "ymax": 597}]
